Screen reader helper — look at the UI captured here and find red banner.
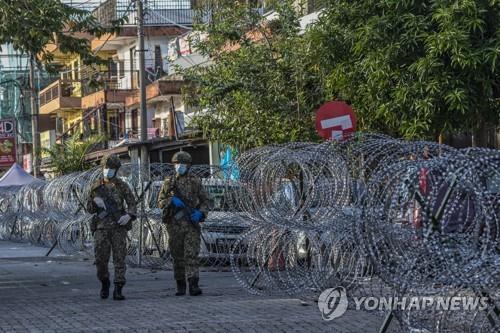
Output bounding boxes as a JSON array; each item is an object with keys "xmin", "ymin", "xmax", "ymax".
[{"xmin": 0, "ymin": 119, "xmax": 17, "ymax": 167}]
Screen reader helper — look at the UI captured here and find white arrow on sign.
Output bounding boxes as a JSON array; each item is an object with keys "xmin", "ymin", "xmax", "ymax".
[{"xmin": 320, "ymin": 115, "xmax": 353, "ymax": 140}]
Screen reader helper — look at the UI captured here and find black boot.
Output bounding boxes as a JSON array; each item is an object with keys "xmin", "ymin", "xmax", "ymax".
[
  {"xmin": 188, "ymin": 277, "xmax": 202, "ymax": 296},
  {"xmin": 113, "ymin": 283, "xmax": 125, "ymax": 301},
  {"xmin": 100, "ymin": 279, "xmax": 110, "ymax": 299},
  {"xmin": 175, "ymin": 279, "xmax": 186, "ymax": 296}
]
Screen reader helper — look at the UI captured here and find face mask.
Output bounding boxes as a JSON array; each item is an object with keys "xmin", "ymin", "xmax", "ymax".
[
  {"xmin": 175, "ymin": 164, "xmax": 187, "ymax": 175},
  {"xmin": 103, "ymin": 168, "xmax": 116, "ymax": 179}
]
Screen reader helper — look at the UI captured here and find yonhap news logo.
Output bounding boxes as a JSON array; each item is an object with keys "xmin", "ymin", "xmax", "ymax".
[
  {"xmin": 318, "ymin": 287, "xmax": 490, "ymax": 321},
  {"xmin": 318, "ymin": 286, "xmax": 349, "ymax": 321}
]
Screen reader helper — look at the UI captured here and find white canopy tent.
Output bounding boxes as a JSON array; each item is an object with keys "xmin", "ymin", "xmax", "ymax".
[{"xmin": 0, "ymin": 163, "xmax": 40, "ymax": 187}]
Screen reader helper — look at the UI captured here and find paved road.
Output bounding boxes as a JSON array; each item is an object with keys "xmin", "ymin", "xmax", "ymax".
[{"xmin": 0, "ymin": 241, "xmax": 395, "ymax": 333}]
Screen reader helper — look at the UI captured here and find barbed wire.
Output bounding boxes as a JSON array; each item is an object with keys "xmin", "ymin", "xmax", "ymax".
[
  {"xmin": 225, "ymin": 133, "xmax": 498, "ymax": 332},
  {"xmin": 0, "ymin": 133, "xmax": 498, "ymax": 332}
]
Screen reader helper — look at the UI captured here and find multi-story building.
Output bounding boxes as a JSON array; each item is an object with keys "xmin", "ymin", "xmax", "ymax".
[
  {"xmin": 38, "ymin": 44, "xmax": 92, "ymax": 141},
  {"xmin": 85, "ymin": 0, "xmax": 209, "ymax": 164},
  {"xmin": 38, "ymin": 0, "xmax": 332, "ymax": 172},
  {"xmin": 38, "ymin": 0, "xmax": 213, "ymax": 169},
  {"xmin": 0, "ymin": 45, "xmax": 56, "ymax": 172},
  {"xmin": 166, "ymin": 0, "xmax": 328, "ymax": 165}
]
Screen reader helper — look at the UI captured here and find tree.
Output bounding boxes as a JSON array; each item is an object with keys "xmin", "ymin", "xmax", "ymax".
[
  {"xmin": 182, "ymin": 0, "xmax": 326, "ymax": 150},
  {"xmin": 0, "ymin": 0, "xmax": 125, "ymax": 176},
  {"xmin": 308, "ymin": 0, "xmax": 500, "ymax": 141},
  {"xmin": 0, "ymin": 0, "xmax": 124, "ymax": 65},
  {"xmin": 42, "ymin": 133, "xmax": 105, "ymax": 176}
]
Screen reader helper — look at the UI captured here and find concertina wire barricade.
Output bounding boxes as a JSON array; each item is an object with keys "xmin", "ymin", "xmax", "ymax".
[{"xmin": 0, "ymin": 133, "xmax": 498, "ymax": 333}]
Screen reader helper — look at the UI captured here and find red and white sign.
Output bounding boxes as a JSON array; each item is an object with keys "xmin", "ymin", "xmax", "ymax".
[
  {"xmin": 23, "ymin": 154, "xmax": 32, "ymax": 173},
  {"xmin": 315, "ymin": 101, "xmax": 356, "ymax": 140},
  {"xmin": 0, "ymin": 119, "xmax": 17, "ymax": 167}
]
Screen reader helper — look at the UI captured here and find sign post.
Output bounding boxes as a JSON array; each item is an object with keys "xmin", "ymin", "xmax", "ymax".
[
  {"xmin": 315, "ymin": 101, "xmax": 357, "ymax": 141},
  {"xmin": 0, "ymin": 119, "xmax": 17, "ymax": 168}
]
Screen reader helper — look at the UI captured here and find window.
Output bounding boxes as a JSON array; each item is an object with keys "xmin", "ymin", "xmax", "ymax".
[
  {"xmin": 56, "ymin": 117, "xmax": 63, "ymax": 135},
  {"xmin": 109, "ymin": 116, "xmax": 118, "ymax": 140},
  {"xmin": 130, "ymin": 47, "xmax": 136, "ymax": 72},
  {"xmin": 131, "ymin": 109, "xmax": 138, "ymax": 133},
  {"xmin": 73, "ymin": 60, "xmax": 80, "ymax": 80},
  {"xmin": 154, "ymin": 45, "xmax": 163, "ymax": 75},
  {"xmin": 130, "ymin": 47, "xmax": 136, "ymax": 88},
  {"xmin": 161, "ymin": 118, "xmax": 168, "ymax": 137},
  {"xmin": 119, "ymin": 60, "xmax": 125, "ymax": 78},
  {"xmin": 108, "ymin": 58, "xmax": 118, "ymax": 77}
]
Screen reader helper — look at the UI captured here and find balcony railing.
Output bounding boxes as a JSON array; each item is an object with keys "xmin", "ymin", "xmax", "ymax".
[
  {"xmin": 80, "ymin": 70, "xmax": 165, "ymax": 96},
  {"xmin": 93, "ymin": 0, "xmax": 195, "ymax": 27},
  {"xmin": 81, "ymin": 74, "xmax": 138, "ymax": 96},
  {"xmin": 74, "ymin": 58, "xmax": 164, "ymax": 93},
  {"xmin": 39, "ymin": 80, "xmax": 81, "ymax": 107}
]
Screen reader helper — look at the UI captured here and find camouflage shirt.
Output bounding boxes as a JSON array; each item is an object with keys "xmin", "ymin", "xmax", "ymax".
[
  {"xmin": 158, "ymin": 172, "xmax": 209, "ymax": 223},
  {"xmin": 87, "ymin": 177, "xmax": 137, "ymax": 230}
]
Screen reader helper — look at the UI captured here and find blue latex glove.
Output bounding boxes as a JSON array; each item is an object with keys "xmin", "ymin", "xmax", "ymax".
[
  {"xmin": 190, "ymin": 210, "xmax": 203, "ymax": 224},
  {"xmin": 171, "ymin": 196, "xmax": 185, "ymax": 208}
]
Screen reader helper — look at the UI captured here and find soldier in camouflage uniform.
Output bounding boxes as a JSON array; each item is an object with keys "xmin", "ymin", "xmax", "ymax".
[
  {"xmin": 87, "ymin": 154, "xmax": 137, "ymax": 300},
  {"xmin": 158, "ymin": 151, "xmax": 209, "ymax": 296}
]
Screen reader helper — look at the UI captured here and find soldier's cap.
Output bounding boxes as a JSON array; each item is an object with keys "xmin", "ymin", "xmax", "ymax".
[{"xmin": 172, "ymin": 151, "xmax": 192, "ymax": 164}]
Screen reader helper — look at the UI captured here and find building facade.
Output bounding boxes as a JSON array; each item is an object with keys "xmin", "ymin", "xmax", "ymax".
[{"xmin": 37, "ymin": 0, "xmax": 213, "ymax": 171}]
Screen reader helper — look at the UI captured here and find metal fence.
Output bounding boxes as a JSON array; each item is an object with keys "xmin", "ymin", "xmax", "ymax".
[{"xmin": 92, "ymin": 0, "xmax": 195, "ymax": 27}]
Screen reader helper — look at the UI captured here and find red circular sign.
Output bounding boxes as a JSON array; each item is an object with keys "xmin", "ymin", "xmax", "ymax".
[{"xmin": 315, "ymin": 101, "xmax": 356, "ymax": 140}]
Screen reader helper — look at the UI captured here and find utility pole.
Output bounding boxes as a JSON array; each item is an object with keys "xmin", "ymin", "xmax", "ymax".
[
  {"xmin": 28, "ymin": 54, "xmax": 40, "ymax": 177},
  {"xmin": 136, "ymin": 0, "xmax": 149, "ymax": 267},
  {"xmin": 137, "ymin": 0, "xmax": 148, "ymax": 165},
  {"xmin": 168, "ymin": 96, "xmax": 177, "ymax": 140}
]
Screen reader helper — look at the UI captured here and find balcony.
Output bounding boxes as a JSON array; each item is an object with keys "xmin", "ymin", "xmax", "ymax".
[
  {"xmin": 39, "ymin": 80, "xmax": 82, "ymax": 115},
  {"xmin": 81, "ymin": 89, "xmax": 135, "ymax": 109},
  {"xmin": 81, "ymin": 77, "xmax": 136, "ymax": 109},
  {"xmin": 125, "ymin": 78, "xmax": 185, "ymax": 107},
  {"xmin": 93, "ymin": 0, "xmax": 195, "ymax": 27},
  {"xmin": 91, "ymin": 0, "xmax": 195, "ymax": 51}
]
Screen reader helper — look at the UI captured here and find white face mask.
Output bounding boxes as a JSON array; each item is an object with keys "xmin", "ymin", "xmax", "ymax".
[
  {"xmin": 175, "ymin": 164, "xmax": 187, "ymax": 175},
  {"xmin": 103, "ymin": 168, "xmax": 116, "ymax": 179}
]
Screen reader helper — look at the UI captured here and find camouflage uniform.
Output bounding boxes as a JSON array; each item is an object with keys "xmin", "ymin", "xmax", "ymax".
[
  {"xmin": 158, "ymin": 173, "xmax": 209, "ymax": 280},
  {"xmin": 87, "ymin": 163, "xmax": 136, "ymax": 287}
]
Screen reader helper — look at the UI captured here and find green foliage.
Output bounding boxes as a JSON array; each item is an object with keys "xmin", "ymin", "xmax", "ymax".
[
  {"xmin": 0, "ymin": 0, "xmax": 125, "ymax": 64},
  {"xmin": 309, "ymin": 0, "xmax": 500, "ymax": 139},
  {"xmin": 182, "ymin": 0, "xmax": 325, "ymax": 150},
  {"xmin": 42, "ymin": 133, "xmax": 105, "ymax": 175},
  {"xmin": 185, "ymin": 0, "xmax": 498, "ymax": 145}
]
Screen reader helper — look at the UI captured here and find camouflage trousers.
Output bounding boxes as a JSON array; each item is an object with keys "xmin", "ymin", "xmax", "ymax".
[
  {"xmin": 94, "ymin": 228, "xmax": 128, "ymax": 285},
  {"xmin": 166, "ymin": 222, "xmax": 201, "ymax": 280}
]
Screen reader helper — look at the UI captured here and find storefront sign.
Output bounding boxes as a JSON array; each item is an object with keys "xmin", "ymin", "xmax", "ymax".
[{"xmin": 0, "ymin": 119, "xmax": 17, "ymax": 167}]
